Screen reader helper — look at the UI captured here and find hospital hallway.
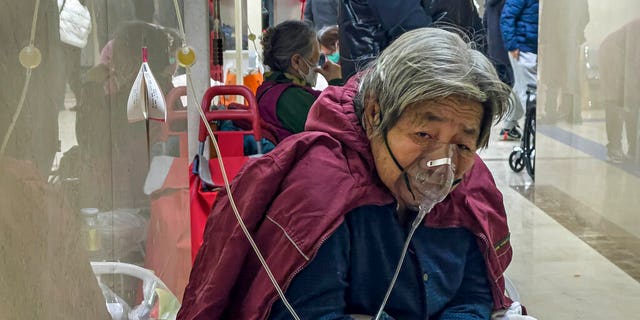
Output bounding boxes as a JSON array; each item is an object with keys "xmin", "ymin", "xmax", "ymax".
[
  {"xmin": 3, "ymin": 0, "xmax": 640, "ymax": 319},
  {"xmin": 480, "ymin": 117, "xmax": 640, "ymax": 319}
]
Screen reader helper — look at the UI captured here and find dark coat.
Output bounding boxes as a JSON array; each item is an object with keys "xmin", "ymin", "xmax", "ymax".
[
  {"xmin": 430, "ymin": 0, "xmax": 487, "ymax": 53},
  {"xmin": 303, "ymin": 0, "xmax": 339, "ymax": 31},
  {"xmin": 484, "ymin": 0, "xmax": 514, "ymax": 86},
  {"xmin": 338, "ymin": 0, "xmax": 486, "ymax": 80},
  {"xmin": 338, "ymin": 0, "xmax": 431, "ymax": 80}
]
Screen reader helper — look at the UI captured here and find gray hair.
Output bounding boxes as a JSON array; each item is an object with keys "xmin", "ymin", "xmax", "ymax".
[
  {"xmin": 261, "ymin": 20, "xmax": 316, "ymax": 72},
  {"xmin": 357, "ymin": 27, "xmax": 510, "ymax": 148}
]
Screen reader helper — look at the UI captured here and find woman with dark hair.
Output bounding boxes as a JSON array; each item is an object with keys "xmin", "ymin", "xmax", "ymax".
[
  {"xmin": 318, "ymin": 25, "xmax": 340, "ymax": 64},
  {"xmin": 256, "ymin": 20, "xmax": 341, "ymax": 144}
]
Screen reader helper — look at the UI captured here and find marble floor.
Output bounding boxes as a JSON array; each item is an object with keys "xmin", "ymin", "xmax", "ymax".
[{"xmin": 484, "ymin": 120, "xmax": 640, "ymax": 319}]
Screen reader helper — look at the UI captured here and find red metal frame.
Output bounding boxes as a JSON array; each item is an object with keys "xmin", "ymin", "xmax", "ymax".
[{"xmin": 190, "ymin": 84, "xmax": 262, "ymax": 261}]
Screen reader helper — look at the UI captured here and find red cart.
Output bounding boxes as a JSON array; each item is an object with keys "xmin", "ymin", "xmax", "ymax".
[{"xmin": 189, "ymin": 85, "xmax": 263, "ymax": 261}]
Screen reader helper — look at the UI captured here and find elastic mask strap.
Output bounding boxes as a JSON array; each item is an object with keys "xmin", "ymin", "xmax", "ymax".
[
  {"xmin": 403, "ymin": 172, "xmax": 416, "ymax": 201},
  {"xmin": 384, "ymin": 134, "xmax": 404, "ymax": 172},
  {"xmin": 384, "ymin": 134, "xmax": 417, "ymax": 201}
]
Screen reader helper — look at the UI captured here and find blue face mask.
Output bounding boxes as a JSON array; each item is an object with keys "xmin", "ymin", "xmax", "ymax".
[{"xmin": 327, "ymin": 52, "xmax": 340, "ymax": 64}]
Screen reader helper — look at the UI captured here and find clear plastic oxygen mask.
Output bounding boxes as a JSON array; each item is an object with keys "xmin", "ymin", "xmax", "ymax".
[
  {"xmin": 374, "ymin": 140, "xmax": 458, "ymax": 320},
  {"xmin": 392, "ymin": 141, "xmax": 456, "ymax": 227}
]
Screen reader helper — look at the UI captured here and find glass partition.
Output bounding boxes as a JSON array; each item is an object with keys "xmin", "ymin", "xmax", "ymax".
[
  {"xmin": 532, "ymin": 0, "xmax": 640, "ymax": 309},
  {"xmin": 1, "ymin": 0, "xmax": 190, "ymax": 317}
]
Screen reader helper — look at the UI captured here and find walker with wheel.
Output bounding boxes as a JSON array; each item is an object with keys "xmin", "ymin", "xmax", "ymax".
[{"xmin": 509, "ymin": 84, "xmax": 536, "ymax": 180}]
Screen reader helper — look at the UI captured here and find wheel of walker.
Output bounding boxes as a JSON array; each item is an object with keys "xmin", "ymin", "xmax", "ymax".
[
  {"xmin": 525, "ymin": 148, "xmax": 535, "ymax": 179},
  {"xmin": 509, "ymin": 151, "xmax": 525, "ymax": 172}
]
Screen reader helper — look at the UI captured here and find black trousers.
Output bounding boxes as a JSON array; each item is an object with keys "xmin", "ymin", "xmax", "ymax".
[{"xmin": 62, "ymin": 43, "xmax": 82, "ymax": 102}]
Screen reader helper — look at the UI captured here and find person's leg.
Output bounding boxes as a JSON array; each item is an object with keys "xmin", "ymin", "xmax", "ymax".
[
  {"xmin": 605, "ymin": 102, "xmax": 625, "ymax": 162},
  {"xmin": 559, "ymin": 91, "xmax": 582, "ymax": 124},
  {"xmin": 624, "ymin": 106, "xmax": 639, "ymax": 162},
  {"xmin": 63, "ymin": 44, "xmax": 83, "ymax": 109},
  {"xmin": 502, "ymin": 52, "xmax": 537, "ymax": 139},
  {"xmin": 68, "ymin": 48, "xmax": 82, "ymax": 104},
  {"xmin": 543, "ymin": 86, "xmax": 558, "ymax": 121},
  {"xmin": 501, "ymin": 54, "xmax": 526, "ymax": 140},
  {"xmin": 501, "ymin": 90, "xmax": 522, "ymax": 130},
  {"xmin": 516, "ymin": 52, "xmax": 538, "ymax": 110}
]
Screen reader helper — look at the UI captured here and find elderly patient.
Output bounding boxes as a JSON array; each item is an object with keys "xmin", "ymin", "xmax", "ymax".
[
  {"xmin": 257, "ymin": 20, "xmax": 342, "ymax": 144},
  {"xmin": 179, "ymin": 28, "xmax": 514, "ymax": 320}
]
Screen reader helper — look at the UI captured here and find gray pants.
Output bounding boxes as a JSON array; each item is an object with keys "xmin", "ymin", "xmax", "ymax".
[{"xmin": 503, "ymin": 51, "xmax": 537, "ymax": 130}]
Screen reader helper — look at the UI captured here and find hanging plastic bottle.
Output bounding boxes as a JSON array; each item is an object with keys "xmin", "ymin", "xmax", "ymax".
[{"xmin": 80, "ymin": 208, "xmax": 101, "ymax": 255}]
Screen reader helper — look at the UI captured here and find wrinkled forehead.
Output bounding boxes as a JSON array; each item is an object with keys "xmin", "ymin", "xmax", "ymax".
[{"xmin": 397, "ymin": 98, "xmax": 483, "ymax": 136}]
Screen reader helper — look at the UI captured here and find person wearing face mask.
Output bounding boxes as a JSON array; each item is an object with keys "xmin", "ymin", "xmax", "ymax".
[
  {"xmin": 256, "ymin": 20, "xmax": 342, "ymax": 144},
  {"xmin": 318, "ymin": 25, "xmax": 340, "ymax": 64},
  {"xmin": 179, "ymin": 28, "xmax": 530, "ymax": 320}
]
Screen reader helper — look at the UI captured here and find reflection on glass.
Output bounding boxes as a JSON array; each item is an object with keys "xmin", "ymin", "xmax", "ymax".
[
  {"xmin": 539, "ymin": 0, "xmax": 590, "ymax": 124},
  {"xmin": 72, "ymin": 4, "xmax": 191, "ymax": 312},
  {"xmin": 2, "ymin": 0, "xmax": 192, "ymax": 317},
  {"xmin": 539, "ymin": 0, "xmax": 640, "ymax": 167},
  {"xmin": 537, "ymin": 2, "xmax": 640, "ymax": 313},
  {"xmin": 599, "ymin": 18, "xmax": 640, "ymax": 164}
]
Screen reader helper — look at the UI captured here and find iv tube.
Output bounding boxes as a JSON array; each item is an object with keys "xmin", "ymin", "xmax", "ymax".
[{"xmin": 171, "ymin": 1, "xmax": 301, "ymax": 319}]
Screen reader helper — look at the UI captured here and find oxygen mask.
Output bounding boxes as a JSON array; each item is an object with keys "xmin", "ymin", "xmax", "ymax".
[{"xmin": 389, "ymin": 141, "xmax": 457, "ymax": 213}]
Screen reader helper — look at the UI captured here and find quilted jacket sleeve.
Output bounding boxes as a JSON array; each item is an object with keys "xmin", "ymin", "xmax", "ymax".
[{"xmin": 500, "ymin": 0, "xmax": 525, "ymax": 51}]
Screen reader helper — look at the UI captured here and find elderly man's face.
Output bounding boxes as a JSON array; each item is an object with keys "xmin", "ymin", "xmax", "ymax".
[{"xmin": 367, "ymin": 96, "xmax": 483, "ymax": 204}]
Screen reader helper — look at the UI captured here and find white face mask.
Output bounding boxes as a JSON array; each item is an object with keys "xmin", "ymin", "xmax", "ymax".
[{"xmin": 298, "ymin": 58, "xmax": 318, "ymax": 87}]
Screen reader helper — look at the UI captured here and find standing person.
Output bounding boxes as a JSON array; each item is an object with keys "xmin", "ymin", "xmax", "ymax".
[
  {"xmin": 599, "ymin": 18, "xmax": 640, "ymax": 163},
  {"xmin": 338, "ymin": 0, "xmax": 432, "ymax": 80},
  {"xmin": 318, "ymin": 25, "xmax": 340, "ymax": 64},
  {"xmin": 61, "ymin": 42, "xmax": 83, "ymax": 111},
  {"xmin": 303, "ymin": 0, "xmax": 339, "ymax": 31},
  {"xmin": 538, "ymin": 0, "xmax": 589, "ymax": 124},
  {"xmin": 430, "ymin": 0, "xmax": 487, "ymax": 53},
  {"xmin": 178, "ymin": 28, "xmax": 523, "ymax": 320},
  {"xmin": 338, "ymin": 0, "xmax": 486, "ymax": 81},
  {"xmin": 484, "ymin": 0, "xmax": 514, "ymax": 87},
  {"xmin": 499, "ymin": 0, "xmax": 538, "ymax": 140},
  {"xmin": 58, "ymin": 0, "xmax": 91, "ymax": 111}
]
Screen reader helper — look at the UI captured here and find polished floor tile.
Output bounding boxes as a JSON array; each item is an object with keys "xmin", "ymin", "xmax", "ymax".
[{"xmin": 483, "ymin": 121, "xmax": 640, "ymax": 319}]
